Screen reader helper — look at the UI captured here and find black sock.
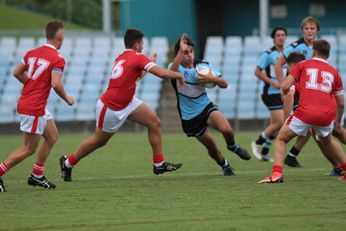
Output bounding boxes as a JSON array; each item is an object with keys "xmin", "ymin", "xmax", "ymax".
[
  {"xmin": 288, "ymin": 146, "xmax": 300, "ymax": 158},
  {"xmin": 255, "ymin": 132, "xmax": 267, "ymax": 145},
  {"xmin": 262, "ymin": 147, "xmax": 269, "ymax": 155},
  {"xmin": 261, "ymin": 135, "xmax": 275, "ymax": 155}
]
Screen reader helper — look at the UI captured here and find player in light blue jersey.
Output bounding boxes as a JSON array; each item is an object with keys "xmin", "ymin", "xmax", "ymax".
[
  {"xmin": 169, "ymin": 34, "xmax": 251, "ymax": 176},
  {"xmin": 274, "ymin": 16, "xmax": 320, "ymax": 167},
  {"xmin": 251, "ymin": 27, "xmax": 287, "ymax": 162}
]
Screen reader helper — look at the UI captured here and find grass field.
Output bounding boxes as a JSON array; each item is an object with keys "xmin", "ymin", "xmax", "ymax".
[
  {"xmin": 1, "ymin": 132, "xmax": 346, "ymax": 231},
  {"xmin": 0, "ymin": 3, "xmax": 83, "ymax": 30}
]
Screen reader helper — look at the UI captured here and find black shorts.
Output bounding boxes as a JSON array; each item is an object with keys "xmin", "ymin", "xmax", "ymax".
[
  {"xmin": 262, "ymin": 94, "xmax": 299, "ymax": 111},
  {"xmin": 181, "ymin": 102, "xmax": 218, "ymax": 137},
  {"xmin": 261, "ymin": 94, "xmax": 283, "ymax": 111}
]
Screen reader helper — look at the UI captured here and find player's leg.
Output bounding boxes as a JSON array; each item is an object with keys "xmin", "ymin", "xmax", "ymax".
[
  {"xmin": 60, "ymin": 99, "xmax": 119, "ymax": 181},
  {"xmin": 207, "ymin": 110, "xmax": 251, "ymax": 160},
  {"xmin": 59, "ymin": 128, "xmax": 114, "ymax": 181},
  {"xmin": 314, "ymin": 136, "xmax": 343, "ymax": 176},
  {"xmin": 252, "ymin": 94, "xmax": 284, "ymax": 161},
  {"xmin": 196, "ymin": 130, "xmax": 234, "ymax": 176},
  {"xmin": 284, "ymin": 132, "xmax": 310, "ymax": 167},
  {"xmin": 27, "ymin": 119, "xmax": 58, "ymax": 189},
  {"xmin": 2, "ymin": 133, "xmax": 41, "ymax": 169},
  {"xmin": 0, "ymin": 132, "xmax": 41, "ymax": 192},
  {"xmin": 259, "ymin": 115, "xmax": 311, "ymax": 183},
  {"xmin": 318, "ymin": 132, "xmax": 346, "ymax": 180},
  {"xmin": 127, "ymin": 103, "xmax": 182, "ymax": 174},
  {"xmin": 332, "ymin": 128, "xmax": 346, "ymax": 144}
]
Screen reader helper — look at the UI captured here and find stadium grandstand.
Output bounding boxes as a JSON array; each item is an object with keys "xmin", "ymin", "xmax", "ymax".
[{"xmin": 1, "ymin": 0, "xmax": 346, "ymax": 132}]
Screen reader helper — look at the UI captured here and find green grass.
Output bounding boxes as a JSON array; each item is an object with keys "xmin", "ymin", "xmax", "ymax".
[
  {"xmin": 0, "ymin": 3, "xmax": 84, "ymax": 30},
  {"xmin": 0, "ymin": 132, "xmax": 346, "ymax": 231}
]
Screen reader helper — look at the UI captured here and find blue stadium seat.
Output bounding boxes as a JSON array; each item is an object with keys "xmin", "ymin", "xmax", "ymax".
[
  {"xmin": 54, "ymin": 103, "xmax": 75, "ymax": 121},
  {"xmin": 0, "ymin": 104, "xmax": 15, "ymax": 123},
  {"xmin": 75, "ymin": 102, "xmax": 96, "ymax": 121}
]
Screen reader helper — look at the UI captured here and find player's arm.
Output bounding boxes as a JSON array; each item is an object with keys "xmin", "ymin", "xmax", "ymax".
[
  {"xmin": 197, "ymin": 72, "xmax": 228, "ymax": 88},
  {"xmin": 170, "ymin": 34, "xmax": 188, "ymax": 72},
  {"xmin": 274, "ymin": 55, "xmax": 287, "ymax": 85},
  {"xmin": 283, "ymin": 87, "xmax": 295, "ymax": 120},
  {"xmin": 51, "ymin": 72, "xmax": 74, "ymax": 106},
  {"xmin": 334, "ymin": 94, "xmax": 344, "ymax": 133},
  {"xmin": 12, "ymin": 62, "xmax": 27, "ymax": 84},
  {"xmin": 281, "ymin": 74, "xmax": 295, "ymax": 95},
  {"xmin": 149, "ymin": 65, "xmax": 185, "ymax": 87},
  {"xmin": 254, "ymin": 67, "xmax": 280, "ymax": 89}
]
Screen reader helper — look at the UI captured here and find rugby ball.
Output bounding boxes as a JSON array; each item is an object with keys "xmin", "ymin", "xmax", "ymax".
[{"xmin": 195, "ymin": 65, "xmax": 216, "ymax": 88}]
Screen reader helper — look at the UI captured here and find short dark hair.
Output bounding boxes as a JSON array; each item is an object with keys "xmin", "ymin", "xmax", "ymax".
[
  {"xmin": 271, "ymin": 27, "xmax": 287, "ymax": 39},
  {"xmin": 313, "ymin": 39, "xmax": 330, "ymax": 58},
  {"xmin": 174, "ymin": 36, "xmax": 195, "ymax": 56},
  {"xmin": 286, "ymin": 52, "xmax": 306, "ymax": 64},
  {"xmin": 124, "ymin": 29, "xmax": 144, "ymax": 49},
  {"xmin": 301, "ymin": 16, "xmax": 320, "ymax": 31},
  {"xmin": 46, "ymin": 21, "xmax": 64, "ymax": 40}
]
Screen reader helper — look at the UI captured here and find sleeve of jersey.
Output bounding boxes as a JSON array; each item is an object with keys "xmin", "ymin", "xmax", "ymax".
[
  {"xmin": 290, "ymin": 63, "xmax": 301, "ymax": 82},
  {"xmin": 334, "ymin": 73, "xmax": 344, "ymax": 96},
  {"xmin": 256, "ymin": 52, "xmax": 268, "ymax": 70},
  {"xmin": 139, "ymin": 55, "xmax": 156, "ymax": 72},
  {"xmin": 209, "ymin": 64, "xmax": 222, "ymax": 77},
  {"xmin": 21, "ymin": 52, "xmax": 28, "ymax": 65},
  {"xmin": 52, "ymin": 57, "xmax": 65, "ymax": 75},
  {"xmin": 283, "ymin": 46, "xmax": 294, "ymax": 59}
]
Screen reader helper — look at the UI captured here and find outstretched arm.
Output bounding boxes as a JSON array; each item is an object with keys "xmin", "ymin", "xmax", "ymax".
[{"xmin": 149, "ymin": 65, "xmax": 185, "ymax": 87}]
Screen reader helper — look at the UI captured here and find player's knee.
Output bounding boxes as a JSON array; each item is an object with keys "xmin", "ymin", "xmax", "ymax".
[
  {"xmin": 23, "ymin": 145, "xmax": 37, "ymax": 155},
  {"xmin": 47, "ymin": 132, "xmax": 59, "ymax": 145},
  {"xmin": 149, "ymin": 116, "xmax": 161, "ymax": 129},
  {"xmin": 219, "ymin": 126, "xmax": 232, "ymax": 135}
]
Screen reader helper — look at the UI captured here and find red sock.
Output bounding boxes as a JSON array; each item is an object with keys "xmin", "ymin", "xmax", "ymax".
[
  {"xmin": 0, "ymin": 162, "xmax": 9, "ymax": 176},
  {"xmin": 67, "ymin": 154, "xmax": 78, "ymax": 166},
  {"xmin": 340, "ymin": 163, "xmax": 346, "ymax": 172},
  {"xmin": 334, "ymin": 163, "xmax": 342, "ymax": 170},
  {"xmin": 153, "ymin": 153, "xmax": 164, "ymax": 166},
  {"xmin": 32, "ymin": 161, "xmax": 44, "ymax": 178},
  {"xmin": 272, "ymin": 165, "xmax": 283, "ymax": 175}
]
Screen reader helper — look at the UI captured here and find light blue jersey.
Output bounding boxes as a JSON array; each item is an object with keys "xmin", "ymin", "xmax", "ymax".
[
  {"xmin": 283, "ymin": 37, "xmax": 313, "ymax": 60},
  {"xmin": 257, "ymin": 46, "xmax": 286, "ymax": 95},
  {"xmin": 168, "ymin": 62, "xmax": 221, "ymax": 120}
]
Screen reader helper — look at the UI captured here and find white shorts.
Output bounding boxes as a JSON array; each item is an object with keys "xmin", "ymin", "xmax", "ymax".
[
  {"xmin": 96, "ymin": 97, "xmax": 143, "ymax": 133},
  {"xmin": 286, "ymin": 115, "xmax": 333, "ymax": 138},
  {"xmin": 19, "ymin": 108, "xmax": 53, "ymax": 135}
]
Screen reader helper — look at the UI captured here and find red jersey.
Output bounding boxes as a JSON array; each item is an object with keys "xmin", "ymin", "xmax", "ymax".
[
  {"xmin": 17, "ymin": 44, "xmax": 65, "ymax": 116},
  {"xmin": 291, "ymin": 58, "xmax": 343, "ymax": 126},
  {"xmin": 100, "ymin": 49, "xmax": 156, "ymax": 110}
]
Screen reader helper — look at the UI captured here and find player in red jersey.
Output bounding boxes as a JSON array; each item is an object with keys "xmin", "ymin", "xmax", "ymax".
[
  {"xmin": 284, "ymin": 52, "xmax": 346, "ymax": 176},
  {"xmin": 0, "ymin": 21, "xmax": 74, "ymax": 192},
  {"xmin": 259, "ymin": 39, "xmax": 346, "ymax": 183},
  {"xmin": 59, "ymin": 29, "xmax": 185, "ymax": 181}
]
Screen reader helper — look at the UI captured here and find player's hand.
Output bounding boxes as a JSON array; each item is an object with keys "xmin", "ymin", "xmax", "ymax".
[
  {"xmin": 177, "ymin": 75, "xmax": 185, "ymax": 88},
  {"xmin": 272, "ymin": 81, "xmax": 280, "ymax": 89},
  {"xmin": 197, "ymin": 71, "xmax": 215, "ymax": 84},
  {"xmin": 334, "ymin": 121, "xmax": 343, "ymax": 134},
  {"xmin": 66, "ymin": 95, "xmax": 74, "ymax": 106},
  {"xmin": 179, "ymin": 33, "xmax": 188, "ymax": 53},
  {"xmin": 150, "ymin": 53, "xmax": 158, "ymax": 62}
]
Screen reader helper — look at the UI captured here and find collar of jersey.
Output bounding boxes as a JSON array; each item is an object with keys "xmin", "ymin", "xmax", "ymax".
[
  {"xmin": 44, "ymin": 44, "xmax": 57, "ymax": 50},
  {"xmin": 312, "ymin": 57, "xmax": 328, "ymax": 63}
]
